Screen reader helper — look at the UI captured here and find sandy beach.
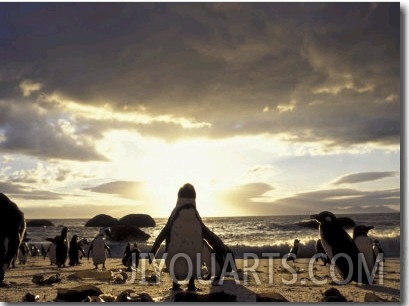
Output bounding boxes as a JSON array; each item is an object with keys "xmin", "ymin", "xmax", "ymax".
[{"xmin": 0, "ymin": 256, "xmax": 400, "ymax": 302}]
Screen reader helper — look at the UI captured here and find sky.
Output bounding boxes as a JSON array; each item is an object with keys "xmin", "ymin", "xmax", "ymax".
[{"xmin": 0, "ymin": 2, "xmax": 401, "ymax": 218}]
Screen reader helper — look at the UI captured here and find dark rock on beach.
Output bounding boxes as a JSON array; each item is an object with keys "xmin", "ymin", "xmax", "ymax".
[
  {"xmin": 118, "ymin": 214, "xmax": 156, "ymax": 227},
  {"xmin": 84, "ymin": 214, "xmax": 118, "ymax": 227},
  {"xmin": 55, "ymin": 284, "xmax": 103, "ymax": 302},
  {"xmin": 110, "ymin": 225, "xmax": 150, "ymax": 241},
  {"xmin": 26, "ymin": 219, "xmax": 54, "ymax": 227}
]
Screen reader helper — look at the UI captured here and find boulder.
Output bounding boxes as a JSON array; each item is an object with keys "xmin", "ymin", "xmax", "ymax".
[
  {"xmin": 26, "ymin": 219, "xmax": 54, "ymax": 227},
  {"xmin": 110, "ymin": 225, "xmax": 150, "ymax": 241},
  {"xmin": 85, "ymin": 214, "xmax": 118, "ymax": 227},
  {"xmin": 117, "ymin": 214, "xmax": 155, "ymax": 227}
]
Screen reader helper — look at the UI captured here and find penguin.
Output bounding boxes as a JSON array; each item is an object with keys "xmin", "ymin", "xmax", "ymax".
[
  {"xmin": 17, "ymin": 241, "xmax": 30, "ymax": 264},
  {"xmin": 87, "ymin": 227, "xmax": 112, "ymax": 270},
  {"xmin": 0, "ymin": 193, "xmax": 26, "ymax": 284},
  {"xmin": 68, "ymin": 235, "xmax": 86, "ymax": 266},
  {"xmin": 45, "ymin": 236, "xmax": 59, "ymax": 265},
  {"xmin": 55, "ymin": 227, "xmax": 69, "ymax": 268},
  {"xmin": 373, "ymin": 239, "xmax": 385, "ymax": 263},
  {"xmin": 310, "ymin": 211, "xmax": 371, "ymax": 284},
  {"xmin": 150, "ymin": 183, "xmax": 235, "ymax": 291},
  {"xmin": 122, "ymin": 242, "xmax": 141, "ymax": 271},
  {"xmin": 315, "ymin": 239, "xmax": 330, "ymax": 265},
  {"xmin": 286, "ymin": 239, "xmax": 300, "ymax": 262},
  {"xmin": 353, "ymin": 225, "xmax": 375, "ymax": 274}
]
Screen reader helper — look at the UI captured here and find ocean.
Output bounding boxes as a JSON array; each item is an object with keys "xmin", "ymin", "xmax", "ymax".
[{"xmin": 25, "ymin": 213, "xmax": 400, "ymax": 259}]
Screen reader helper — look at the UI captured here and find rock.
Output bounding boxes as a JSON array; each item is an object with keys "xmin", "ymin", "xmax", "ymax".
[
  {"xmin": 110, "ymin": 225, "xmax": 150, "ymax": 241},
  {"xmin": 22, "ymin": 293, "xmax": 40, "ymax": 302},
  {"xmin": 84, "ymin": 214, "xmax": 118, "ymax": 227},
  {"xmin": 321, "ymin": 287, "xmax": 348, "ymax": 302},
  {"xmin": 256, "ymin": 292, "xmax": 289, "ymax": 302},
  {"xmin": 118, "ymin": 214, "xmax": 156, "ymax": 227},
  {"xmin": 26, "ymin": 219, "xmax": 54, "ymax": 227},
  {"xmin": 55, "ymin": 285, "xmax": 103, "ymax": 302}
]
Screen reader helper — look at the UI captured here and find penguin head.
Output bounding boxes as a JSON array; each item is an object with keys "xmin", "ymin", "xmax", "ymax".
[
  {"xmin": 177, "ymin": 183, "xmax": 196, "ymax": 199},
  {"xmin": 99, "ymin": 227, "xmax": 112, "ymax": 238},
  {"xmin": 294, "ymin": 239, "xmax": 300, "ymax": 245},
  {"xmin": 353, "ymin": 225, "xmax": 374, "ymax": 238},
  {"xmin": 310, "ymin": 211, "xmax": 337, "ymax": 224}
]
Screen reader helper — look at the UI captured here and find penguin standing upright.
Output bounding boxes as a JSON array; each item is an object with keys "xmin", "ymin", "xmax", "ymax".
[
  {"xmin": 286, "ymin": 239, "xmax": 300, "ymax": 262},
  {"xmin": 150, "ymin": 183, "xmax": 235, "ymax": 291},
  {"xmin": 68, "ymin": 235, "xmax": 85, "ymax": 266},
  {"xmin": 88, "ymin": 228, "xmax": 111, "ymax": 270},
  {"xmin": 45, "ymin": 236, "xmax": 59, "ymax": 265},
  {"xmin": 0, "ymin": 193, "xmax": 26, "ymax": 284},
  {"xmin": 311, "ymin": 211, "xmax": 371, "ymax": 284},
  {"xmin": 373, "ymin": 239, "xmax": 385, "ymax": 263},
  {"xmin": 122, "ymin": 243, "xmax": 141, "ymax": 271},
  {"xmin": 55, "ymin": 227, "xmax": 69, "ymax": 268},
  {"xmin": 353, "ymin": 225, "xmax": 375, "ymax": 274},
  {"xmin": 17, "ymin": 241, "xmax": 30, "ymax": 264}
]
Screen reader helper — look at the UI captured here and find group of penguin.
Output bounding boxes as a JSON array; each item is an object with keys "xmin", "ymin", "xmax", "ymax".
[
  {"xmin": 0, "ymin": 189, "xmax": 387, "ymax": 289},
  {"xmin": 311, "ymin": 211, "xmax": 384, "ymax": 285},
  {"xmin": 45, "ymin": 227, "xmax": 112, "ymax": 269}
]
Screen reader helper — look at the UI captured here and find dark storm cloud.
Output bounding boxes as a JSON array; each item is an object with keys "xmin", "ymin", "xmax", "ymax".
[
  {"xmin": 0, "ymin": 2, "xmax": 400, "ymax": 159},
  {"xmin": 83, "ymin": 180, "xmax": 145, "ymax": 199},
  {"xmin": 333, "ymin": 171, "xmax": 399, "ymax": 185}
]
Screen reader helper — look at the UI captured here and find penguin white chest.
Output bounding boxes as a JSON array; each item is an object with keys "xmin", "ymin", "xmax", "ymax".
[
  {"xmin": 166, "ymin": 208, "xmax": 203, "ymax": 280},
  {"xmin": 319, "ymin": 227, "xmax": 334, "ymax": 260}
]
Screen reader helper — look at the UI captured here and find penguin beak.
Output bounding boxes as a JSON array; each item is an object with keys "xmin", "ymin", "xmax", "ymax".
[{"xmin": 310, "ymin": 214, "xmax": 319, "ymax": 221}]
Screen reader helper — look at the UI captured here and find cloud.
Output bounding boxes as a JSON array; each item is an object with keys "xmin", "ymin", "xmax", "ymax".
[
  {"xmin": 0, "ymin": 3, "xmax": 399, "ymax": 154},
  {"xmin": 218, "ymin": 182, "xmax": 399, "ymax": 215},
  {"xmin": 333, "ymin": 171, "xmax": 399, "ymax": 185},
  {"xmin": 0, "ymin": 100, "xmax": 108, "ymax": 161},
  {"xmin": 83, "ymin": 180, "xmax": 145, "ymax": 200},
  {"xmin": 0, "ymin": 182, "xmax": 64, "ymax": 201}
]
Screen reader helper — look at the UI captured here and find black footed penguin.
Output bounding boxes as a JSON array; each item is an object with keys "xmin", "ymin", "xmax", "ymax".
[
  {"xmin": 55, "ymin": 227, "xmax": 69, "ymax": 268},
  {"xmin": 88, "ymin": 228, "xmax": 112, "ymax": 270},
  {"xmin": 373, "ymin": 239, "xmax": 385, "ymax": 263},
  {"xmin": 122, "ymin": 242, "xmax": 141, "ymax": 271},
  {"xmin": 286, "ymin": 239, "xmax": 300, "ymax": 262},
  {"xmin": 0, "ymin": 193, "xmax": 26, "ymax": 284},
  {"xmin": 150, "ymin": 183, "xmax": 235, "ymax": 291},
  {"xmin": 68, "ymin": 235, "xmax": 86, "ymax": 266},
  {"xmin": 315, "ymin": 239, "xmax": 330, "ymax": 265},
  {"xmin": 353, "ymin": 225, "xmax": 376, "ymax": 274},
  {"xmin": 311, "ymin": 211, "xmax": 371, "ymax": 284}
]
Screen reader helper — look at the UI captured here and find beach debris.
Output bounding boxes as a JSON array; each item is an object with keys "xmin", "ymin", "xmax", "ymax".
[
  {"xmin": 256, "ymin": 292, "xmax": 289, "ymax": 302},
  {"xmin": 174, "ymin": 291, "xmax": 236, "ymax": 302},
  {"xmin": 115, "ymin": 289, "xmax": 154, "ymax": 302},
  {"xmin": 321, "ymin": 287, "xmax": 348, "ymax": 302},
  {"xmin": 55, "ymin": 284, "xmax": 103, "ymax": 302},
  {"xmin": 32, "ymin": 273, "xmax": 61, "ymax": 285},
  {"xmin": 22, "ymin": 293, "xmax": 40, "ymax": 302}
]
